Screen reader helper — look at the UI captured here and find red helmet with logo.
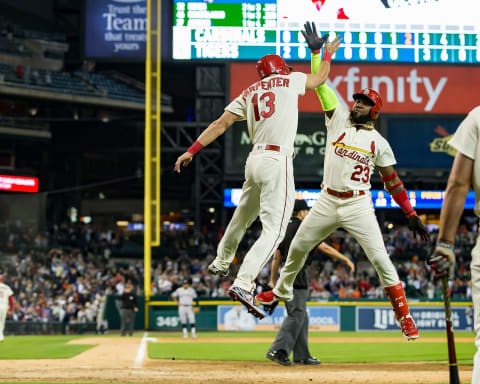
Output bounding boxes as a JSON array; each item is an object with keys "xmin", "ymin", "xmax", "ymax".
[
  {"xmin": 352, "ymin": 88, "xmax": 383, "ymax": 120},
  {"xmin": 256, "ymin": 54, "xmax": 292, "ymax": 79}
]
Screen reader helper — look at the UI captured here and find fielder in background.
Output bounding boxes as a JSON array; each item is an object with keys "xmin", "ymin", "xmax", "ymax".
[
  {"xmin": 265, "ymin": 199, "xmax": 354, "ymax": 366},
  {"xmin": 174, "ymin": 34, "xmax": 341, "ymax": 319},
  {"xmin": 257, "ymin": 22, "xmax": 429, "ymax": 340},
  {"xmin": 0, "ymin": 274, "xmax": 14, "ymax": 342},
  {"xmin": 427, "ymin": 106, "xmax": 480, "ymax": 382},
  {"xmin": 172, "ymin": 279, "xmax": 199, "ymax": 338}
]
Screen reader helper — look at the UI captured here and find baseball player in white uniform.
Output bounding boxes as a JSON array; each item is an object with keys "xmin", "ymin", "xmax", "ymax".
[
  {"xmin": 257, "ymin": 22, "xmax": 430, "ymax": 340},
  {"xmin": 174, "ymin": 36, "xmax": 342, "ymax": 319},
  {"xmin": 0, "ymin": 275, "xmax": 14, "ymax": 342},
  {"xmin": 427, "ymin": 106, "xmax": 480, "ymax": 382},
  {"xmin": 172, "ymin": 279, "xmax": 199, "ymax": 338}
]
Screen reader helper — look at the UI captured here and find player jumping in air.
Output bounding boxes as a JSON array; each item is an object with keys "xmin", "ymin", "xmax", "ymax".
[
  {"xmin": 256, "ymin": 22, "xmax": 429, "ymax": 340},
  {"xmin": 175, "ymin": 36, "xmax": 341, "ymax": 319}
]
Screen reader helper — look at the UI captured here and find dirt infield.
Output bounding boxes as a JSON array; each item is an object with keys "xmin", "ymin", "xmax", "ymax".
[{"xmin": 0, "ymin": 336, "xmax": 473, "ymax": 383}]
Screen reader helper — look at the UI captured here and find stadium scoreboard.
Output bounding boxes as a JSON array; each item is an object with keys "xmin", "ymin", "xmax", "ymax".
[{"xmin": 173, "ymin": 0, "xmax": 480, "ymax": 64}]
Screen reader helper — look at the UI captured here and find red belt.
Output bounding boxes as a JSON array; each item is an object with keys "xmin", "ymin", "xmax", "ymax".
[
  {"xmin": 326, "ymin": 188, "xmax": 365, "ymax": 198},
  {"xmin": 265, "ymin": 144, "xmax": 280, "ymax": 152}
]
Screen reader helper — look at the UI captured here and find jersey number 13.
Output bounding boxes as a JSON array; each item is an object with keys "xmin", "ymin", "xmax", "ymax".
[{"xmin": 253, "ymin": 92, "xmax": 275, "ymax": 121}]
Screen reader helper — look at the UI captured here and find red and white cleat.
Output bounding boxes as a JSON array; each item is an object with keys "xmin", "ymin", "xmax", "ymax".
[
  {"xmin": 255, "ymin": 290, "xmax": 278, "ymax": 306},
  {"xmin": 400, "ymin": 314, "xmax": 419, "ymax": 341}
]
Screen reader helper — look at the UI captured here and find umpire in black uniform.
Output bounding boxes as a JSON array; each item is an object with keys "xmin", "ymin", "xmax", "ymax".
[
  {"xmin": 265, "ymin": 199, "xmax": 354, "ymax": 366},
  {"xmin": 120, "ymin": 284, "xmax": 138, "ymax": 336}
]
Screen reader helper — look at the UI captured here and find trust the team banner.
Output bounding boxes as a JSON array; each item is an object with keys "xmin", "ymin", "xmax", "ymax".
[
  {"xmin": 217, "ymin": 304, "xmax": 340, "ymax": 331},
  {"xmin": 230, "ymin": 63, "xmax": 480, "ymax": 114},
  {"xmin": 356, "ymin": 306, "xmax": 473, "ymax": 331}
]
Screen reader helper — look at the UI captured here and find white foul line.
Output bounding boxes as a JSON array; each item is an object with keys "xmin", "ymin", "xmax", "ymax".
[{"xmin": 133, "ymin": 332, "xmax": 148, "ymax": 369}]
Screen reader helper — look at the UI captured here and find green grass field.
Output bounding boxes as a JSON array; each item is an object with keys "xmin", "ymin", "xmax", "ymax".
[
  {"xmin": 0, "ymin": 335, "xmax": 95, "ymax": 359},
  {"xmin": 149, "ymin": 331, "xmax": 476, "ymax": 365}
]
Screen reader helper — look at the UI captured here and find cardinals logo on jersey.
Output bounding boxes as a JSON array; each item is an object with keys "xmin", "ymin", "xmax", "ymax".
[{"xmin": 333, "ymin": 132, "xmax": 345, "ymax": 145}]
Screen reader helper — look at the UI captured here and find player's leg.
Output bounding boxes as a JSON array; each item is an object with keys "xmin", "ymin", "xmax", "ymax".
[
  {"xmin": 340, "ymin": 195, "xmax": 418, "ymax": 339},
  {"xmin": 470, "ymin": 239, "xmax": 480, "ymax": 383},
  {"xmin": 0, "ymin": 307, "xmax": 6, "ymax": 342},
  {"xmin": 187, "ymin": 310, "xmax": 196, "ymax": 338},
  {"xmin": 213, "ymin": 164, "xmax": 261, "ymax": 274},
  {"xmin": 233, "ymin": 155, "xmax": 294, "ymax": 292},
  {"xmin": 273, "ymin": 193, "xmax": 338, "ymax": 301},
  {"xmin": 179, "ymin": 307, "xmax": 188, "ymax": 338}
]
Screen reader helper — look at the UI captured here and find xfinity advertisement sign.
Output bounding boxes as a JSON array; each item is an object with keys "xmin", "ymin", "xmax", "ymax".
[
  {"xmin": 85, "ymin": 0, "xmax": 147, "ymax": 58},
  {"xmin": 357, "ymin": 306, "xmax": 473, "ymax": 331}
]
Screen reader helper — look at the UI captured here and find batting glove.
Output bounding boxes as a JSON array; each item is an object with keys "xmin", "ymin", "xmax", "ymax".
[
  {"xmin": 427, "ymin": 241, "xmax": 456, "ymax": 279},
  {"xmin": 301, "ymin": 21, "xmax": 329, "ymax": 54},
  {"xmin": 408, "ymin": 215, "xmax": 430, "ymax": 241}
]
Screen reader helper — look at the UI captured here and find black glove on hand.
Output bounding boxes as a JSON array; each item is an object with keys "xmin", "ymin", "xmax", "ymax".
[
  {"xmin": 263, "ymin": 300, "xmax": 279, "ymax": 316},
  {"xmin": 301, "ymin": 21, "xmax": 329, "ymax": 54},
  {"xmin": 408, "ymin": 215, "xmax": 430, "ymax": 241}
]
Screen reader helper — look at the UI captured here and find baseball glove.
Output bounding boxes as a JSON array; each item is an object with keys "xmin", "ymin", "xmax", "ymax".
[{"xmin": 192, "ymin": 306, "xmax": 201, "ymax": 314}]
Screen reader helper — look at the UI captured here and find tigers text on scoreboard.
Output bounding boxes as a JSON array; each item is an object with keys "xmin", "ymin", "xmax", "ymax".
[{"xmin": 172, "ymin": 0, "xmax": 480, "ymax": 64}]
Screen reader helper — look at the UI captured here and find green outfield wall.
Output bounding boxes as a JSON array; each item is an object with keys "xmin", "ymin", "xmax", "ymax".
[{"xmin": 105, "ymin": 296, "xmax": 473, "ymax": 332}]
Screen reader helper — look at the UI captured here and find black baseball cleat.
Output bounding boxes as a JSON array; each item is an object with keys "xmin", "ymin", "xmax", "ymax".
[
  {"xmin": 266, "ymin": 350, "xmax": 292, "ymax": 366},
  {"xmin": 294, "ymin": 356, "xmax": 321, "ymax": 365},
  {"xmin": 228, "ymin": 286, "xmax": 266, "ymax": 319}
]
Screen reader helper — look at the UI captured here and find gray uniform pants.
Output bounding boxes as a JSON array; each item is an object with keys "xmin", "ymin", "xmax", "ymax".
[
  {"xmin": 268, "ymin": 288, "xmax": 310, "ymax": 361},
  {"xmin": 120, "ymin": 309, "xmax": 135, "ymax": 336}
]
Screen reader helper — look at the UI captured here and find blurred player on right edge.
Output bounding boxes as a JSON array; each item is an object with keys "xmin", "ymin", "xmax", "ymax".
[
  {"xmin": 257, "ymin": 22, "xmax": 429, "ymax": 340},
  {"xmin": 0, "ymin": 275, "xmax": 14, "ymax": 342},
  {"xmin": 426, "ymin": 106, "xmax": 480, "ymax": 382}
]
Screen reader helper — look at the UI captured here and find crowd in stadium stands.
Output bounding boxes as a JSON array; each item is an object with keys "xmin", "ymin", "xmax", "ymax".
[{"xmin": 0, "ymin": 219, "xmax": 475, "ymax": 326}]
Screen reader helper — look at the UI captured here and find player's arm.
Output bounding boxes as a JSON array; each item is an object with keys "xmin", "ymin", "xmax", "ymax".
[
  {"xmin": 305, "ymin": 35, "xmax": 341, "ymax": 92},
  {"xmin": 174, "ymin": 110, "xmax": 243, "ymax": 173},
  {"xmin": 378, "ymin": 165, "xmax": 429, "ymax": 241},
  {"xmin": 428, "ymin": 152, "xmax": 473, "ymax": 277},
  {"xmin": 269, "ymin": 249, "xmax": 283, "ymax": 288},
  {"xmin": 317, "ymin": 242, "xmax": 355, "ymax": 273},
  {"xmin": 302, "ymin": 21, "xmax": 339, "ymax": 119},
  {"xmin": 8, "ymin": 295, "xmax": 14, "ymax": 314}
]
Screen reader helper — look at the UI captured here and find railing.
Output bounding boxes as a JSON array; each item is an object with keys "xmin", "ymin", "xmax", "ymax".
[{"xmin": 5, "ymin": 320, "xmax": 98, "ymax": 335}]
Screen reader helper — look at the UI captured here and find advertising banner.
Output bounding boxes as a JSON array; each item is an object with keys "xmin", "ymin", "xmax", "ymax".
[
  {"xmin": 230, "ymin": 63, "xmax": 480, "ymax": 115},
  {"xmin": 387, "ymin": 117, "xmax": 461, "ymax": 168},
  {"xmin": 356, "ymin": 306, "xmax": 473, "ymax": 331},
  {"xmin": 85, "ymin": 0, "xmax": 147, "ymax": 58},
  {"xmin": 217, "ymin": 304, "xmax": 339, "ymax": 331}
]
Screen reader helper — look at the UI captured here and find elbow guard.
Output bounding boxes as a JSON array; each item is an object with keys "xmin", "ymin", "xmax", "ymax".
[{"xmin": 311, "ymin": 53, "xmax": 338, "ymax": 111}]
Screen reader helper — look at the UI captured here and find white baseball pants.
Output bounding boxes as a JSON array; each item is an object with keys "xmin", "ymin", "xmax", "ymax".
[
  {"xmin": 179, "ymin": 306, "xmax": 195, "ymax": 324},
  {"xmin": 215, "ymin": 149, "xmax": 295, "ymax": 292},
  {"xmin": 471, "ymin": 237, "xmax": 480, "ymax": 384},
  {"xmin": 275, "ymin": 190, "xmax": 399, "ymax": 300},
  {"xmin": 0, "ymin": 307, "xmax": 6, "ymax": 341}
]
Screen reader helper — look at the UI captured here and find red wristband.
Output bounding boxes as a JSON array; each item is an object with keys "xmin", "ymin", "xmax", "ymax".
[
  {"xmin": 187, "ymin": 141, "xmax": 204, "ymax": 155},
  {"xmin": 392, "ymin": 189, "xmax": 415, "ymax": 217},
  {"xmin": 323, "ymin": 52, "xmax": 332, "ymax": 63},
  {"xmin": 381, "ymin": 171, "xmax": 397, "ymax": 182},
  {"xmin": 385, "ymin": 181, "xmax": 403, "ymax": 193}
]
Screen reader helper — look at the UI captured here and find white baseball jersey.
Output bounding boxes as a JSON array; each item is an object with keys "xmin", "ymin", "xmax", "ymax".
[
  {"xmin": 323, "ymin": 103, "xmax": 396, "ymax": 191},
  {"xmin": 226, "ymin": 72, "xmax": 307, "ymax": 149},
  {"xmin": 172, "ymin": 287, "xmax": 197, "ymax": 306},
  {"xmin": 448, "ymin": 106, "xmax": 480, "ymax": 217},
  {"xmin": 0, "ymin": 283, "xmax": 13, "ymax": 309}
]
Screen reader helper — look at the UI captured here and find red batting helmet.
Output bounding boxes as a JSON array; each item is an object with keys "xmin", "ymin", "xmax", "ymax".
[
  {"xmin": 352, "ymin": 88, "xmax": 383, "ymax": 120},
  {"xmin": 256, "ymin": 54, "xmax": 292, "ymax": 79}
]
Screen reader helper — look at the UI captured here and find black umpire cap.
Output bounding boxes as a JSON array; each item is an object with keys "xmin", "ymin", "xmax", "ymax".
[
  {"xmin": 183, "ymin": 278, "xmax": 191, "ymax": 285},
  {"xmin": 294, "ymin": 199, "xmax": 309, "ymax": 212}
]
